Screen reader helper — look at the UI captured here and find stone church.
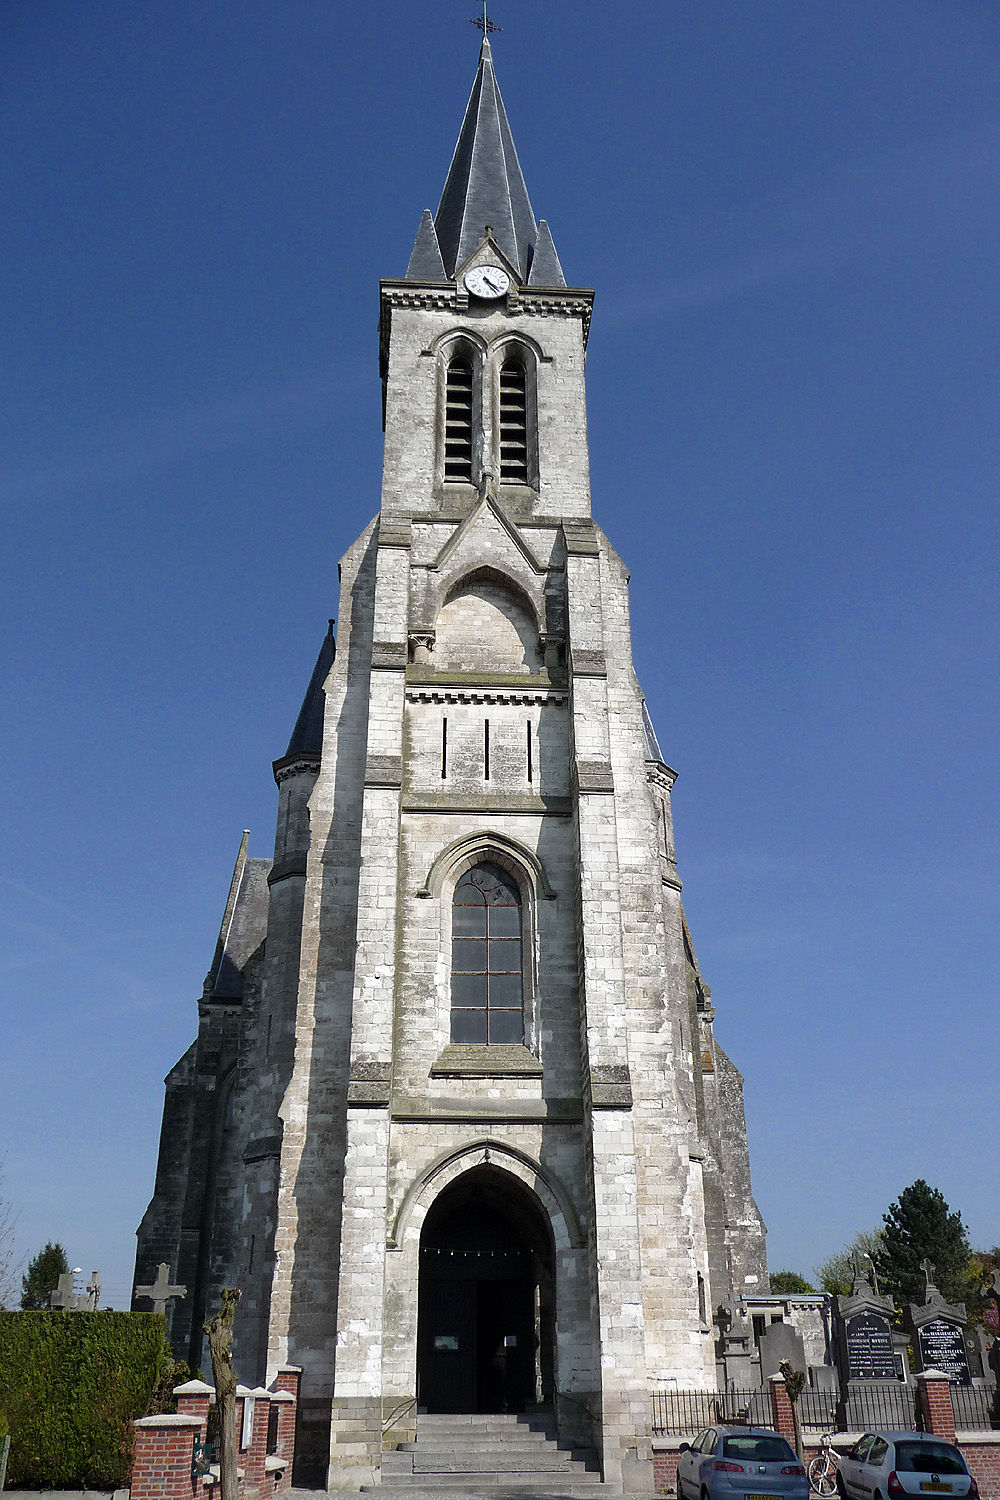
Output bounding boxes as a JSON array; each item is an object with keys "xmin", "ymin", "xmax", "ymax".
[{"xmin": 134, "ymin": 38, "xmax": 768, "ymax": 1492}]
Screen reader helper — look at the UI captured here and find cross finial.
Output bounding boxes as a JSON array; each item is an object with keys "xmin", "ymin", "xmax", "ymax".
[{"xmin": 470, "ymin": 0, "xmax": 502, "ymax": 37}]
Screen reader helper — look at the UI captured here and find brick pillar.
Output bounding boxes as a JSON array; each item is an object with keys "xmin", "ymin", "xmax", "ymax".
[
  {"xmin": 916, "ymin": 1371, "xmax": 957, "ymax": 1444},
  {"xmin": 269, "ymin": 1393, "xmax": 297, "ymax": 1492},
  {"xmin": 132, "ymin": 1414, "xmax": 204, "ymax": 1500},
  {"xmin": 243, "ymin": 1388, "xmax": 271, "ymax": 1497},
  {"xmin": 174, "ymin": 1378, "xmax": 213, "ymax": 1430},
  {"xmin": 769, "ymin": 1374, "xmax": 797, "ymax": 1450}
]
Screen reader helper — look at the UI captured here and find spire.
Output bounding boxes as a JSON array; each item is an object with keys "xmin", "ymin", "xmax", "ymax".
[
  {"xmin": 284, "ymin": 620, "xmax": 335, "ymax": 759},
  {"xmin": 527, "ymin": 219, "xmax": 565, "ymax": 287},
  {"xmin": 429, "ymin": 37, "xmax": 564, "ymax": 284},
  {"xmin": 406, "ymin": 209, "xmax": 447, "ymax": 280}
]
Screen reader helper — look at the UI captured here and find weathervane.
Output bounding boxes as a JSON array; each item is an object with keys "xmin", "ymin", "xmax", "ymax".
[{"xmin": 470, "ymin": 0, "xmax": 502, "ymax": 36}]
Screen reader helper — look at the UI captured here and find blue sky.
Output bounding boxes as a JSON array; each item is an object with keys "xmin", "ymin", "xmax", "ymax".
[{"xmin": 2, "ymin": 0, "xmax": 998, "ymax": 1312}]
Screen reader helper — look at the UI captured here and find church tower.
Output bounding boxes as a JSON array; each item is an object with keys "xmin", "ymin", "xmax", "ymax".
[{"xmin": 135, "ymin": 38, "xmax": 767, "ymax": 1492}]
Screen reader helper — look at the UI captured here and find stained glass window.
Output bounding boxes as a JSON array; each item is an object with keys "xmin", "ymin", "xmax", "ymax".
[{"xmin": 451, "ymin": 862, "xmax": 523, "ymax": 1044}]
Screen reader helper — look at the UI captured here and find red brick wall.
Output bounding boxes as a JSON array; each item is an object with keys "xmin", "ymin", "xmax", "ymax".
[
  {"xmin": 653, "ymin": 1447, "xmax": 679, "ymax": 1494},
  {"xmin": 132, "ymin": 1417, "xmax": 204, "ymax": 1500},
  {"xmin": 769, "ymin": 1377, "xmax": 797, "ymax": 1448},
  {"xmin": 961, "ymin": 1443, "xmax": 1000, "ymax": 1500},
  {"xmin": 919, "ymin": 1376, "xmax": 957, "ymax": 1445}
]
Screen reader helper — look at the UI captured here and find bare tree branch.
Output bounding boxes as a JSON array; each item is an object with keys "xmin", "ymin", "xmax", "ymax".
[{"xmin": 205, "ymin": 1288, "xmax": 241, "ymax": 1500}]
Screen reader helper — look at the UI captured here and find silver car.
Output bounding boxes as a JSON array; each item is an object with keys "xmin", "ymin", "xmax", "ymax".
[
  {"xmin": 837, "ymin": 1431, "xmax": 978, "ymax": 1500},
  {"xmin": 677, "ymin": 1425, "xmax": 809, "ymax": 1500}
]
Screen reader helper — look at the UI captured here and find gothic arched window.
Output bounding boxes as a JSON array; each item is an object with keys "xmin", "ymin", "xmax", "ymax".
[
  {"xmin": 498, "ymin": 356, "xmax": 529, "ymax": 483},
  {"xmin": 451, "ymin": 862, "xmax": 524, "ymax": 1044},
  {"xmin": 444, "ymin": 355, "xmax": 475, "ymax": 482}
]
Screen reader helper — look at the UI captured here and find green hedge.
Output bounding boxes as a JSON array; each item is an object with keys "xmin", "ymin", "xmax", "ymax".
[{"xmin": 0, "ymin": 1309, "xmax": 173, "ymax": 1490}]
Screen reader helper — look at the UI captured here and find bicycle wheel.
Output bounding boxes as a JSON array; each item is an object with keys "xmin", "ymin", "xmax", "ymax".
[{"xmin": 808, "ymin": 1455, "xmax": 837, "ymax": 1497}]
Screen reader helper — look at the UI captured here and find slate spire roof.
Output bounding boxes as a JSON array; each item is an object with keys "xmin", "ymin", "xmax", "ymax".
[
  {"xmin": 405, "ymin": 38, "xmax": 566, "ymax": 287},
  {"xmin": 284, "ymin": 619, "xmax": 335, "ymax": 759}
]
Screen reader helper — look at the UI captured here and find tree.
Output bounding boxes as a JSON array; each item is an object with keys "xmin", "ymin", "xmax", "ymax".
[
  {"xmin": 873, "ymin": 1180, "xmax": 974, "ymax": 1310},
  {"xmin": 770, "ymin": 1270, "xmax": 815, "ymax": 1294},
  {"xmin": 20, "ymin": 1241, "xmax": 69, "ymax": 1309},
  {"xmin": 0, "ymin": 1165, "xmax": 19, "ymax": 1308},
  {"xmin": 814, "ymin": 1229, "xmax": 884, "ymax": 1297},
  {"xmin": 205, "ymin": 1288, "xmax": 241, "ymax": 1500}
]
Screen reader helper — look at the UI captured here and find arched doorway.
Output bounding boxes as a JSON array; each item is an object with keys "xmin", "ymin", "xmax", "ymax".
[{"xmin": 416, "ymin": 1165, "xmax": 555, "ymax": 1414}]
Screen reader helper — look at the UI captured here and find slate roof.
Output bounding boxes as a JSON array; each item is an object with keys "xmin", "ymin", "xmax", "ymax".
[
  {"xmin": 642, "ymin": 700, "xmax": 666, "ymax": 765},
  {"xmin": 406, "ymin": 38, "xmax": 566, "ymax": 287},
  {"xmin": 284, "ymin": 619, "xmax": 336, "ymax": 759},
  {"xmin": 209, "ymin": 834, "xmax": 272, "ymax": 1001}
]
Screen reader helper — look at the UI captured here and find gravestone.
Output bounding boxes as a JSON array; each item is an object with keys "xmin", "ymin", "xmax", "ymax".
[
  {"xmin": 834, "ymin": 1253, "xmax": 912, "ymax": 1428},
  {"xmin": 134, "ymin": 1262, "xmax": 187, "ymax": 1316},
  {"xmin": 759, "ymin": 1320, "xmax": 807, "ymax": 1382},
  {"xmin": 50, "ymin": 1269, "xmax": 102, "ymax": 1310},
  {"xmin": 718, "ymin": 1296, "xmax": 756, "ymax": 1387},
  {"xmin": 904, "ymin": 1258, "xmax": 972, "ymax": 1387},
  {"xmin": 835, "ymin": 1253, "xmax": 898, "ymax": 1381}
]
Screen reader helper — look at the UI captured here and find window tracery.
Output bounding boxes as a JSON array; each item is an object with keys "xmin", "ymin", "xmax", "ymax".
[{"xmin": 451, "ymin": 861, "xmax": 524, "ymax": 1044}]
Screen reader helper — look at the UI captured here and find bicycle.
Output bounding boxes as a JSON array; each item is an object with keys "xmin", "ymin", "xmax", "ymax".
[{"xmin": 807, "ymin": 1431, "xmax": 840, "ymax": 1498}]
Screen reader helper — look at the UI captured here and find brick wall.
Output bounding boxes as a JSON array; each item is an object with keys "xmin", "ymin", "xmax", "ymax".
[
  {"xmin": 132, "ymin": 1414, "xmax": 205, "ymax": 1500},
  {"xmin": 132, "ymin": 1371, "xmax": 299, "ymax": 1500}
]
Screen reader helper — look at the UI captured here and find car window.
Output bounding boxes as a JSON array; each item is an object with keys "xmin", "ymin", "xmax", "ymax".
[
  {"xmin": 894, "ymin": 1443, "xmax": 967, "ymax": 1476},
  {"xmin": 723, "ymin": 1437, "xmax": 795, "ymax": 1463},
  {"xmin": 867, "ymin": 1440, "xmax": 888, "ymax": 1466},
  {"xmin": 689, "ymin": 1431, "xmax": 707, "ymax": 1452},
  {"xmin": 701, "ymin": 1429, "xmax": 718, "ymax": 1453},
  {"xmin": 849, "ymin": 1436, "xmax": 876, "ymax": 1461}
]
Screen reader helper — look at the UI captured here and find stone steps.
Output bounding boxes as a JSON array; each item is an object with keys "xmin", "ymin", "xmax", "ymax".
[{"xmin": 363, "ymin": 1409, "xmax": 607, "ymax": 1495}]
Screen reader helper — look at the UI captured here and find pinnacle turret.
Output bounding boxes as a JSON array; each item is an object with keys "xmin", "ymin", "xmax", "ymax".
[{"xmin": 283, "ymin": 619, "xmax": 335, "ymax": 760}]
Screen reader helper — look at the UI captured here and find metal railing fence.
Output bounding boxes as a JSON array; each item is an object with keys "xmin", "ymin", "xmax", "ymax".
[
  {"xmin": 651, "ymin": 1388, "xmax": 772, "ymax": 1436},
  {"xmin": 838, "ymin": 1384, "xmax": 918, "ymax": 1431},
  {"xmin": 951, "ymin": 1384, "xmax": 998, "ymax": 1431}
]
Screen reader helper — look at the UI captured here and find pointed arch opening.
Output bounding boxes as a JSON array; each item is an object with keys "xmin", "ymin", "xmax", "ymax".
[
  {"xmin": 499, "ymin": 356, "xmax": 529, "ymax": 483},
  {"xmin": 451, "ymin": 862, "xmax": 524, "ymax": 1044},
  {"xmin": 437, "ymin": 333, "xmax": 485, "ymax": 489},
  {"xmin": 416, "ymin": 1164, "xmax": 555, "ymax": 1413},
  {"xmin": 490, "ymin": 338, "xmax": 538, "ymax": 489}
]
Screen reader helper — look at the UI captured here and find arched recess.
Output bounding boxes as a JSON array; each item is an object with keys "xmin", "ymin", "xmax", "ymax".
[
  {"xmin": 434, "ymin": 566, "xmax": 542, "ymax": 673},
  {"xmin": 388, "ymin": 1138, "xmax": 584, "ymax": 1253},
  {"xmin": 416, "ymin": 830, "xmax": 556, "ymax": 902}
]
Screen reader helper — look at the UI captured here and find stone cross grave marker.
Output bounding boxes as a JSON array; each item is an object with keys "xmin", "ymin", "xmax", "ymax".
[
  {"xmin": 135, "ymin": 1263, "xmax": 187, "ymax": 1316},
  {"xmin": 50, "ymin": 1272, "xmax": 78, "ymax": 1309}
]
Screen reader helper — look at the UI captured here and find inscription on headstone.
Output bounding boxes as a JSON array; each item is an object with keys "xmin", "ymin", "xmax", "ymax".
[
  {"xmin": 846, "ymin": 1309, "xmax": 896, "ymax": 1380},
  {"xmin": 917, "ymin": 1319, "xmax": 971, "ymax": 1386}
]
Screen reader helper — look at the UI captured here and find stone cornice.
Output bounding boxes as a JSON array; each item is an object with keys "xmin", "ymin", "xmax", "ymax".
[
  {"xmin": 405, "ymin": 685, "xmax": 567, "ymax": 707},
  {"xmin": 272, "ymin": 752, "xmax": 320, "ymax": 786}
]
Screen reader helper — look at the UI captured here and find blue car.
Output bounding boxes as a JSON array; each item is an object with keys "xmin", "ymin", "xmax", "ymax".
[
  {"xmin": 837, "ymin": 1431, "xmax": 978, "ymax": 1500},
  {"xmin": 677, "ymin": 1425, "xmax": 809, "ymax": 1500}
]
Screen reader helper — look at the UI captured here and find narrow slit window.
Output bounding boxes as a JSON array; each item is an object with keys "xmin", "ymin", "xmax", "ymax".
[
  {"xmin": 526, "ymin": 720, "xmax": 533, "ymax": 783},
  {"xmin": 441, "ymin": 716, "xmax": 448, "ymax": 779},
  {"xmin": 444, "ymin": 357, "xmax": 474, "ymax": 482},
  {"xmin": 484, "ymin": 718, "xmax": 490, "ymax": 781},
  {"xmin": 499, "ymin": 358, "xmax": 529, "ymax": 483},
  {"xmin": 451, "ymin": 862, "xmax": 524, "ymax": 1044}
]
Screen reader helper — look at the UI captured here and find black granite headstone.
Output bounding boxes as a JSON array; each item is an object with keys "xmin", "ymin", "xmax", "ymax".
[
  {"xmin": 846, "ymin": 1309, "xmax": 896, "ymax": 1381},
  {"xmin": 917, "ymin": 1319, "xmax": 972, "ymax": 1386}
]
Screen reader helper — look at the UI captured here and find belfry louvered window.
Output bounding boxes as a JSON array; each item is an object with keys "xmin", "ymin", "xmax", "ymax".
[
  {"xmin": 451, "ymin": 862, "xmax": 524, "ymax": 1044},
  {"xmin": 498, "ymin": 357, "xmax": 529, "ymax": 482},
  {"xmin": 444, "ymin": 357, "xmax": 474, "ymax": 482}
]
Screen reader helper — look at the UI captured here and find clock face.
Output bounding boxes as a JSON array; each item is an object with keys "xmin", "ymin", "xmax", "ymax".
[{"xmin": 464, "ymin": 265, "xmax": 511, "ymax": 300}]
